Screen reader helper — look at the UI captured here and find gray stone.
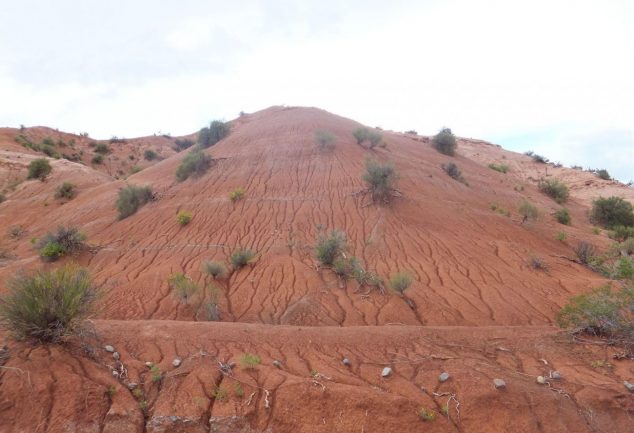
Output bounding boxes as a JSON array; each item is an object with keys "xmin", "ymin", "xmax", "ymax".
[
  {"xmin": 342, "ymin": 358, "xmax": 351, "ymax": 367},
  {"xmin": 381, "ymin": 367, "xmax": 392, "ymax": 377},
  {"xmin": 272, "ymin": 360, "xmax": 283, "ymax": 369},
  {"xmin": 104, "ymin": 345, "xmax": 115, "ymax": 353},
  {"xmin": 127, "ymin": 382, "xmax": 138, "ymax": 390},
  {"xmin": 624, "ymin": 381, "xmax": 634, "ymax": 393},
  {"xmin": 551, "ymin": 370, "xmax": 562, "ymax": 380},
  {"xmin": 112, "ymin": 351, "xmax": 120, "ymax": 360},
  {"xmin": 493, "ymin": 378, "xmax": 506, "ymax": 389},
  {"xmin": 439, "ymin": 372, "xmax": 450, "ymax": 382},
  {"xmin": 172, "ymin": 358, "xmax": 182, "ymax": 368}
]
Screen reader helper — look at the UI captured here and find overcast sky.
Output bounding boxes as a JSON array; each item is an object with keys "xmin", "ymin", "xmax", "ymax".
[{"xmin": 1, "ymin": 0, "xmax": 632, "ymax": 181}]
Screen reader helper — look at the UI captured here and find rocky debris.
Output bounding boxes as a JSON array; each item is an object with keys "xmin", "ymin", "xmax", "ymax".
[
  {"xmin": 127, "ymin": 382, "xmax": 138, "ymax": 390},
  {"xmin": 624, "ymin": 381, "xmax": 634, "ymax": 393},
  {"xmin": 112, "ymin": 351, "xmax": 120, "ymax": 360},
  {"xmin": 381, "ymin": 367, "xmax": 392, "ymax": 377},
  {"xmin": 536, "ymin": 376, "xmax": 546, "ymax": 385},
  {"xmin": 272, "ymin": 360, "xmax": 283, "ymax": 369},
  {"xmin": 342, "ymin": 358, "xmax": 351, "ymax": 367},
  {"xmin": 104, "ymin": 345, "xmax": 115, "ymax": 353},
  {"xmin": 493, "ymin": 378, "xmax": 506, "ymax": 389},
  {"xmin": 439, "ymin": 372, "xmax": 450, "ymax": 382},
  {"xmin": 145, "ymin": 361, "xmax": 153, "ymax": 368},
  {"xmin": 146, "ymin": 415, "xmax": 204, "ymax": 433},
  {"xmin": 172, "ymin": 358, "xmax": 182, "ymax": 368},
  {"xmin": 550, "ymin": 371, "xmax": 562, "ymax": 380}
]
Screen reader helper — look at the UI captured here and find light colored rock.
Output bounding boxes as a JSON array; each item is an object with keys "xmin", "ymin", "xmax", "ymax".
[
  {"xmin": 104, "ymin": 345, "xmax": 115, "ymax": 353},
  {"xmin": 624, "ymin": 381, "xmax": 634, "ymax": 393},
  {"xmin": 112, "ymin": 352, "xmax": 120, "ymax": 360},
  {"xmin": 381, "ymin": 367, "xmax": 392, "ymax": 377},
  {"xmin": 342, "ymin": 358, "xmax": 351, "ymax": 367},
  {"xmin": 272, "ymin": 360, "xmax": 283, "ymax": 369},
  {"xmin": 172, "ymin": 358, "xmax": 182, "ymax": 368},
  {"xmin": 493, "ymin": 378, "xmax": 506, "ymax": 389},
  {"xmin": 127, "ymin": 382, "xmax": 138, "ymax": 390},
  {"xmin": 145, "ymin": 361, "xmax": 152, "ymax": 368},
  {"xmin": 439, "ymin": 372, "xmax": 450, "ymax": 382},
  {"xmin": 536, "ymin": 376, "xmax": 546, "ymax": 384}
]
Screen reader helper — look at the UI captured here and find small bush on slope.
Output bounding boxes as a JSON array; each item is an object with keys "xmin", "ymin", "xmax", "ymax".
[
  {"xmin": 176, "ymin": 148, "xmax": 212, "ymax": 181},
  {"xmin": 116, "ymin": 185, "xmax": 153, "ymax": 219},
  {"xmin": 37, "ymin": 226, "xmax": 86, "ymax": 262},
  {"xmin": 177, "ymin": 211, "xmax": 192, "ymax": 226},
  {"xmin": 539, "ymin": 179, "xmax": 569, "ymax": 204},
  {"xmin": 488, "ymin": 163, "xmax": 509, "ymax": 173},
  {"xmin": 442, "ymin": 162, "xmax": 466, "ymax": 184},
  {"xmin": 315, "ymin": 130, "xmax": 336, "ymax": 150},
  {"xmin": 230, "ymin": 248, "xmax": 256, "ymax": 268},
  {"xmin": 389, "ymin": 272, "xmax": 412, "ymax": 295},
  {"xmin": 143, "ymin": 149, "xmax": 157, "ymax": 160},
  {"xmin": 168, "ymin": 273, "xmax": 199, "ymax": 304},
  {"xmin": 432, "ymin": 128, "xmax": 457, "ymax": 156},
  {"xmin": 554, "ymin": 208, "xmax": 571, "ymax": 225},
  {"xmin": 202, "ymin": 260, "xmax": 228, "ymax": 279},
  {"xmin": 27, "ymin": 158, "xmax": 52, "ymax": 181},
  {"xmin": 198, "ymin": 120, "xmax": 230, "ymax": 148},
  {"xmin": 362, "ymin": 159, "xmax": 398, "ymax": 204},
  {"xmin": 55, "ymin": 182, "xmax": 76, "ymax": 200},
  {"xmin": 518, "ymin": 199, "xmax": 539, "ymax": 224},
  {"xmin": 315, "ymin": 230, "xmax": 347, "ymax": 266},
  {"xmin": 0, "ymin": 264, "xmax": 98, "ymax": 343},
  {"xmin": 590, "ymin": 197, "xmax": 634, "ymax": 229}
]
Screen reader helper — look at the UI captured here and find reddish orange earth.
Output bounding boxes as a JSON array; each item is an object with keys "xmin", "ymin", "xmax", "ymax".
[{"xmin": 0, "ymin": 106, "xmax": 633, "ymax": 432}]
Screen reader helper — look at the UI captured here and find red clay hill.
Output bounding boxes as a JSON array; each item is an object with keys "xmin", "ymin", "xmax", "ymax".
[{"xmin": 0, "ymin": 106, "xmax": 633, "ymax": 432}]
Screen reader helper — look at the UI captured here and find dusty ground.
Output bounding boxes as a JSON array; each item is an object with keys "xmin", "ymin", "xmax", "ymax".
[{"xmin": 0, "ymin": 106, "xmax": 633, "ymax": 432}]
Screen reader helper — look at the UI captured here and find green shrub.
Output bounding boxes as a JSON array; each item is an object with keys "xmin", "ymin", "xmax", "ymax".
[
  {"xmin": 613, "ymin": 258, "xmax": 634, "ymax": 280},
  {"xmin": 525, "ymin": 151, "xmax": 548, "ymax": 163},
  {"xmin": 176, "ymin": 211, "xmax": 192, "ymax": 226},
  {"xmin": 0, "ymin": 264, "xmax": 98, "ymax": 343},
  {"xmin": 229, "ymin": 187, "xmax": 245, "ymax": 202},
  {"xmin": 442, "ymin": 162, "xmax": 466, "ymax": 183},
  {"xmin": 91, "ymin": 154, "xmax": 103, "ymax": 164},
  {"xmin": 174, "ymin": 138, "xmax": 195, "ymax": 151},
  {"xmin": 488, "ymin": 163, "xmax": 509, "ymax": 173},
  {"xmin": 168, "ymin": 273, "xmax": 199, "ymax": 304},
  {"xmin": 41, "ymin": 144, "xmax": 59, "ymax": 158},
  {"xmin": 389, "ymin": 272, "xmax": 412, "ymax": 295},
  {"xmin": 554, "ymin": 208, "xmax": 571, "ymax": 225},
  {"xmin": 27, "ymin": 158, "xmax": 52, "ymax": 181},
  {"xmin": 143, "ymin": 149, "xmax": 157, "ymax": 160},
  {"xmin": 94, "ymin": 143, "xmax": 110, "ymax": 154},
  {"xmin": 202, "ymin": 260, "xmax": 228, "ymax": 279},
  {"xmin": 37, "ymin": 226, "xmax": 86, "ymax": 262},
  {"xmin": 198, "ymin": 120, "xmax": 230, "ymax": 148},
  {"xmin": 367, "ymin": 130, "xmax": 383, "ymax": 148},
  {"xmin": 419, "ymin": 407, "xmax": 436, "ymax": 422},
  {"xmin": 176, "ymin": 148, "xmax": 212, "ymax": 181},
  {"xmin": 315, "ymin": 130, "xmax": 336, "ymax": 149},
  {"xmin": 332, "ymin": 256, "xmax": 361, "ymax": 279},
  {"xmin": 539, "ymin": 179, "xmax": 569, "ymax": 203},
  {"xmin": 315, "ymin": 230, "xmax": 347, "ymax": 266},
  {"xmin": 55, "ymin": 182, "xmax": 76, "ymax": 200},
  {"xmin": 609, "ymin": 226, "xmax": 634, "ymax": 241},
  {"xmin": 230, "ymin": 248, "xmax": 256, "ymax": 268},
  {"xmin": 616, "ymin": 238, "xmax": 634, "ymax": 255},
  {"xmin": 557, "ymin": 285, "xmax": 634, "ymax": 338},
  {"xmin": 557, "ymin": 231, "xmax": 567, "ymax": 242},
  {"xmin": 116, "ymin": 185, "xmax": 153, "ymax": 219},
  {"xmin": 574, "ymin": 241, "xmax": 596, "ymax": 265},
  {"xmin": 591, "ymin": 197, "xmax": 634, "ymax": 229},
  {"xmin": 518, "ymin": 199, "xmax": 538, "ymax": 223},
  {"xmin": 129, "ymin": 166, "xmax": 142, "ymax": 174},
  {"xmin": 239, "ymin": 353, "xmax": 261, "ymax": 369},
  {"xmin": 352, "ymin": 127, "xmax": 369, "ymax": 145},
  {"xmin": 432, "ymin": 128, "xmax": 457, "ymax": 156},
  {"xmin": 363, "ymin": 159, "xmax": 398, "ymax": 204},
  {"xmin": 595, "ymin": 169, "xmax": 611, "ymax": 180}
]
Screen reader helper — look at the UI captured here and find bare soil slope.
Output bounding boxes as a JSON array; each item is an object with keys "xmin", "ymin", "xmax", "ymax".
[{"xmin": 0, "ymin": 107, "xmax": 633, "ymax": 432}]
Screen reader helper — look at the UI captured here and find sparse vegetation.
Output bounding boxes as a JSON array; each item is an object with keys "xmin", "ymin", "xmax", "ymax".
[
  {"xmin": 488, "ymin": 163, "xmax": 509, "ymax": 173},
  {"xmin": 590, "ymin": 197, "xmax": 634, "ymax": 229},
  {"xmin": 518, "ymin": 199, "xmax": 539, "ymax": 223},
  {"xmin": 94, "ymin": 143, "xmax": 110, "ymax": 154},
  {"xmin": 37, "ymin": 226, "xmax": 86, "ymax": 261},
  {"xmin": 168, "ymin": 273, "xmax": 199, "ymax": 304},
  {"xmin": 529, "ymin": 256, "xmax": 548, "ymax": 271},
  {"xmin": 442, "ymin": 162, "xmax": 466, "ymax": 184},
  {"xmin": 525, "ymin": 151, "xmax": 548, "ymax": 163},
  {"xmin": 315, "ymin": 230, "xmax": 347, "ymax": 266},
  {"xmin": 0, "ymin": 264, "xmax": 98, "ymax": 343},
  {"xmin": 389, "ymin": 272, "xmax": 412, "ymax": 295},
  {"xmin": 366, "ymin": 130, "xmax": 383, "ymax": 148},
  {"xmin": 419, "ymin": 407, "xmax": 436, "ymax": 422},
  {"xmin": 202, "ymin": 260, "xmax": 228, "ymax": 279},
  {"xmin": 27, "ymin": 158, "xmax": 52, "ymax": 181},
  {"xmin": 116, "ymin": 185, "xmax": 153, "ymax": 219},
  {"xmin": 55, "ymin": 182, "xmax": 76, "ymax": 200},
  {"xmin": 149, "ymin": 363, "xmax": 162, "ymax": 382},
  {"xmin": 574, "ymin": 241, "xmax": 597, "ymax": 265},
  {"xmin": 332, "ymin": 256, "xmax": 361, "ymax": 279},
  {"xmin": 362, "ymin": 159, "xmax": 398, "ymax": 204},
  {"xmin": 239, "ymin": 353, "xmax": 261, "ymax": 369},
  {"xmin": 198, "ymin": 120, "xmax": 230, "ymax": 148},
  {"xmin": 595, "ymin": 169, "xmax": 611, "ymax": 180},
  {"xmin": 230, "ymin": 248, "xmax": 256, "ymax": 268},
  {"xmin": 229, "ymin": 187, "xmax": 245, "ymax": 202},
  {"xmin": 143, "ymin": 149, "xmax": 157, "ymax": 160},
  {"xmin": 176, "ymin": 148, "xmax": 212, "ymax": 181},
  {"xmin": 557, "ymin": 231, "xmax": 567, "ymax": 242},
  {"xmin": 176, "ymin": 211, "xmax": 192, "ymax": 226},
  {"xmin": 539, "ymin": 179, "xmax": 569, "ymax": 203},
  {"xmin": 91, "ymin": 154, "xmax": 103, "ymax": 165},
  {"xmin": 174, "ymin": 138, "xmax": 195, "ymax": 151},
  {"xmin": 610, "ymin": 226, "xmax": 634, "ymax": 241},
  {"xmin": 432, "ymin": 128, "xmax": 457, "ymax": 156},
  {"xmin": 352, "ymin": 127, "xmax": 369, "ymax": 145},
  {"xmin": 315, "ymin": 130, "xmax": 336, "ymax": 149},
  {"xmin": 554, "ymin": 208, "xmax": 571, "ymax": 225}
]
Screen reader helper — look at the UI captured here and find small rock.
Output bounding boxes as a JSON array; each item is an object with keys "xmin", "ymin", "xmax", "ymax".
[
  {"xmin": 104, "ymin": 345, "xmax": 115, "ymax": 353},
  {"xmin": 342, "ymin": 358, "xmax": 351, "ymax": 367},
  {"xmin": 551, "ymin": 371, "xmax": 562, "ymax": 380},
  {"xmin": 536, "ymin": 376, "xmax": 546, "ymax": 385},
  {"xmin": 438, "ymin": 372, "xmax": 450, "ymax": 382},
  {"xmin": 127, "ymin": 382, "xmax": 138, "ymax": 390},
  {"xmin": 624, "ymin": 381, "xmax": 634, "ymax": 393},
  {"xmin": 112, "ymin": 352, "xmax": 120, "ymax": 360},
  {"xmin": 272, "ymin": 360, "xmax": 283, "ymax": 369},
  {"xmin": 493, "ymin": 378, "xmax": 506, "ymax": 389},
  {"xmin": 381, "ymin": 367, "xmax": 392, "ymax": 378},
  {"xmin": 172, "ymin": 358, "xmax": 182, "ymax": 368},
  {"xmin": 145, "ymin": 361, "xmax": 152, "ymax": 368},
  {"xmin": 111, "ymin": 370, "xmax": 118, "ymax": 377}
]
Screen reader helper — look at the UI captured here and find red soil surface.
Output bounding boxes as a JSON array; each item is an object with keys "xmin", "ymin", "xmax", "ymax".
[{"xmin": 0, "ymin": 106, "xmax": 633, "ymax": 432}]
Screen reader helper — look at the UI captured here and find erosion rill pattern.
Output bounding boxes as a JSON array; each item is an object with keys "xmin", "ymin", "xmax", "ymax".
[{"xmin": 0, "ymin": 107, "xmax": 633, "ymax": 432}]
